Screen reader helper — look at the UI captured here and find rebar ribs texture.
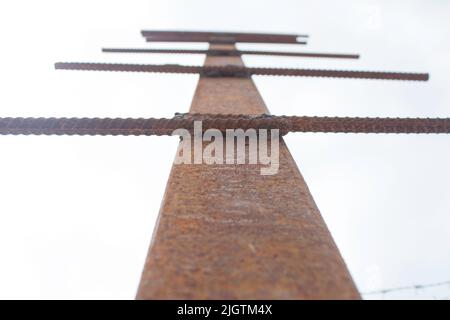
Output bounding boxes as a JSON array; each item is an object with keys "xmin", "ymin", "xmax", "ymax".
[{"xmin": 0, "ymin": 114, "xmax": 448, "ymax": 136}]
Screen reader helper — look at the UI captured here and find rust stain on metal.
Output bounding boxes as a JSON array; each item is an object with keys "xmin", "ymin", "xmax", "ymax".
[
  {"xmin": 135, "ymin": 44, "xmax": 361, "ymax": 299},
  {"xmin": 54, "ymin": 62, "xmax": 429, "ymax": 81},
  {"xmin": 102, "ymin": 48, "xmax": 360, "ymax": 59},
  {"xmin": 5, "ymin": 28, "xmax": 436, "ymax": 300},
  {"xmin": 1, "ymin": 115, "xmax": 449, "ymax": 136},
  {"xmin": 140, "ymin": 30, "xmax": 308, "ymax": 39},
  {"xmin": 141, "ymin": 30, "xmax": 307, "ymax": 44}
]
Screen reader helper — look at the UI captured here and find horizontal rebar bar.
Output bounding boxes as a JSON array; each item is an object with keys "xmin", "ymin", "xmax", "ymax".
[
  {"xmin": 0, "ymin": 114, "xmax": 448, "ymax": 136},
  {"xmin": 54, "ymin": 62, "xmax": 428, "ymax": 81},
  {"xmin": 144, "ymin": 37, "xmax": 308, "ymax": 44},
  {"xmin": 141, "ymin": 31, "xmax": 308, "ymax": 44},
  {"xmin": 101, "ymin": 48, "xmax": 359, "ymax": 59},
  {"xmin": 141, "ymin": 30, "xmax": 308, "ymax": 38}
]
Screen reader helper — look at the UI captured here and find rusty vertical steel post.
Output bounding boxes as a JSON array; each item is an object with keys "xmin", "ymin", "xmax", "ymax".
[{"xmin": 136, "ymin": 43, "xmax": 361, "ymax": 299}]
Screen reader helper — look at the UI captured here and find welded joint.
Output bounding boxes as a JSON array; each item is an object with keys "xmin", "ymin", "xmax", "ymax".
[
  {"xmin": 206, "ymin": 50, "xmax": 242, "ymax": 57},
  {"xmin": 201, "ymin": 65, "xmax": 251, "ymax": 78}
]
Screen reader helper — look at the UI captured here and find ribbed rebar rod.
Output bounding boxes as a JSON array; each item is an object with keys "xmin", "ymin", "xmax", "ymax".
[
  {"xmin": 243, "ymin": 50, "xmax": 358, "ymax": 59},
  {"xmin": 101, "ymin": 48, "xmax": 359, "ymax": 59},
  {"xmin": 1, "ymin": 115, "xmax": 448, "ymax": 136},
  {"xmin": 141, "ymin": 30, "xmax": 308, "ymax": 39},
  {"xmin": 144, "ymin": 36, "xmax": 307, "ymax": 45},
  {"xmin": 54, "ymin": 62, "xmax": 428, "ymax": 81},
  {"xmin": 141, "ymin": 31, "xmax": 308, "ymax": 44}
]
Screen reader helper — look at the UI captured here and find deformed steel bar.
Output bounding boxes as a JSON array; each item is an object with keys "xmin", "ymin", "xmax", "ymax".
[
  {"xmin": 244, "ymin": 50, "xmax": 358, "ymax": 59},
  {"xmin": 145, "ymin": 36, "xmax": 308, "ymax": 44},
  {"xmin": 141, "ymin": 30, "xmax": 308, "ymax": 38},
  {"xmin": 102, "ymin": 48, "xmax": 219, "ymax": 55},
  {"xmin": 1, "ymin": 115, "xmax": 449, "ymax": 136},
  {"xmin": 101, "ymin": 48, "xmax": 359, "ymax": 59},
  {"xmin": 141, "ymin": 30, "xmax": 308, "ymax": 44},
  {"xmin": 55, "ymin": 62, "xmax": 202, "ymax": 75},
  {"xmin": 54, "ymin": 62, "xmax": 429, "ymax": 81}
]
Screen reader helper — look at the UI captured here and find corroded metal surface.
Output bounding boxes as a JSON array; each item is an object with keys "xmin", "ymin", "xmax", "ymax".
[
  {"xmin": 1, "ymin": 115, "xmax": 449, "ymax": 136},
  {"xmin": 55, "ymin": 62, "xmax": 429, "ymax": 81},
  {"xmin": 5, "ymin": 27, "xmax": 434, "ymax": 299},
  {"xmin": 141, "ymin": 30, "xmax": 307, "ymax": 44},
  {"xmin": 141, "ymin": 30, "xmax": 308, "ymax": 39},
  {"xmin": 102, "ymin": 48, "xmax": 360, "ymax": 59},
  {"xmin": 144, "ymin": 35, "xmax": 307, "ymax": 44},
  {"xmin": 135, "ymin": 44, "xmax": 361, "ymax": 299}
]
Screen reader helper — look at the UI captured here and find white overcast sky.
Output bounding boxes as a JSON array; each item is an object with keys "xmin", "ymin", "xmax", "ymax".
[{"xmin": 0, "ymin": 0, "xmax": 449, "ymax": 299}]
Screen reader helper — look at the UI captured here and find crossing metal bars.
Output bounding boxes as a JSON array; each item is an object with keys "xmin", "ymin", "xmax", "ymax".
[
  {"xmin": 54, "ymin": 62, "xmax": 429, "ymax": 81},
  {"xmin": 1, "ymin": 114, "xmax": 448, "ymax": 136}
]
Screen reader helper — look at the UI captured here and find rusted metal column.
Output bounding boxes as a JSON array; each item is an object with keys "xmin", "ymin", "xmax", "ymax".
[{"xmin": 136, "ymin": 44, "xmax": 360, "ymax": 299}]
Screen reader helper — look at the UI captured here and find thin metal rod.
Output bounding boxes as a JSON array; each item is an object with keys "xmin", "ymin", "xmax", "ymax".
[
  {"xmin": 144, "ymin": 36, "xmax": 308, "ymax": 44},
  {"xmin": 141, "ymin": 30, "xmax": 308, "ymax": 44},
  {"xmin": 54, "ymin": 62, "xmax": 429, "ymax": 81},
  {"xmin": 141, "ymin": 30, "xmax": 308, "ymax": 38},
  {"xmin": 101, "ymin": 48, "xmax": 359, "ymax": 59},
  {"xmin": 1, "ymin": 115, "xmax": 449, "ymax": 135},
  {"xmin": 363, "ymin": 280, "xmax": 450, "ymax": 296}
]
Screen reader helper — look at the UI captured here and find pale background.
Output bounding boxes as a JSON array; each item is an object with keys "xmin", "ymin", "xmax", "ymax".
[{"xmin": 0, "ymin": 0, "xmax": 449, "ymax": 299}]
